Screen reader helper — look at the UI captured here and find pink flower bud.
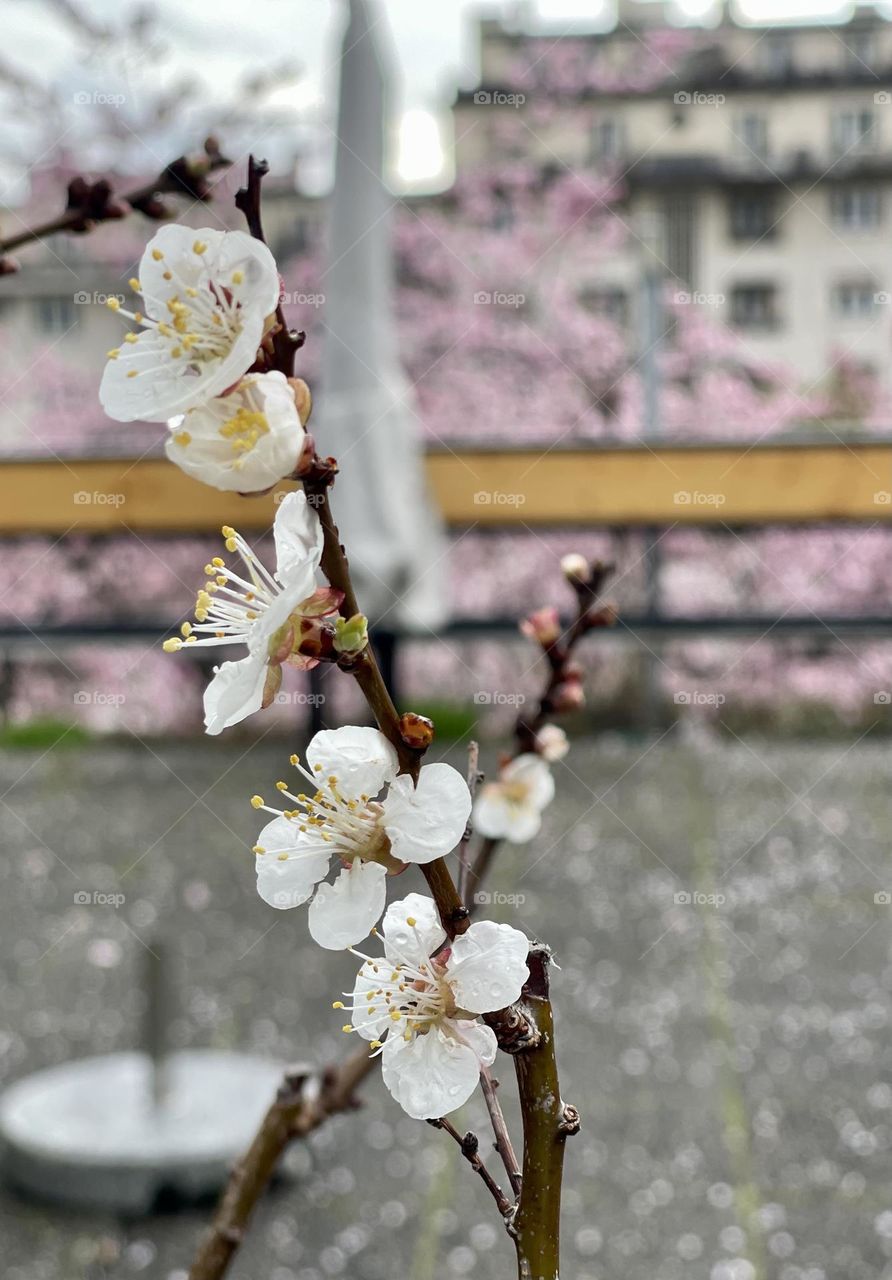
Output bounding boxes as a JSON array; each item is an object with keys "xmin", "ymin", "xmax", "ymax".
[
  {"xmin": 520, "ymin": 606, "xmax": 561, "ymax": 648},
  {"xmin": 552, "ymin": 676, "xmax": 585, "ymax": 713}
]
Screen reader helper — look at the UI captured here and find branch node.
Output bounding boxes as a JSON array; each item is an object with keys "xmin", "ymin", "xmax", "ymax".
[{"xmin": 558, "ymin": 1103, "xmax": 581, "ymax": 1137}]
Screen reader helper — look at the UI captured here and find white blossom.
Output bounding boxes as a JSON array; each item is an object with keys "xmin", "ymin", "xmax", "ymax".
[
  {"xmin": 473, "ymin": 753, "xmax": 555, "ymax": 843},
  {"xmin": 336, "ymin": 893, "xmax": 529, "ymax": 1119},
  {"xmin": 100, "ymin": 225, "xmax": 279, "ymax": 423},
  {"xmin": 163, "ymin": 491, "xmax": 326, "ymax": 734},
  {"xmin": 252, "ymin": 727, "xmax": 471, "ymax": 949},
  {"xmin": 165, "ymin": 371, "xmax": 304, "ymax": 492}
]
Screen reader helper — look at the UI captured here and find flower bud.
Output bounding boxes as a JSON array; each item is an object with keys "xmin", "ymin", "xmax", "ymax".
[
  {"xmin": 333, "ymin": 613, "xmax": 369, "ymax": 658},
  {"xmin": 520, "ymin": 606, "xmax": 560, "ymax": 648},
  {"xmin": 560, "ymin": 553, "xmax": 589, "ymax": 585},
  {"xmin": 399, "ymin": 712, "xmax": 435, "ymax": 751},
  {"xmin": 535, "ymin": 723, "xmax": 569, "ymax": 761},
  {"xmin": 552, "ymin": 675, "xmax": 585, "ymax": 713},
  {"xmin": 287, "ymin": 377, "xmax": 313, "ymax": 426}
]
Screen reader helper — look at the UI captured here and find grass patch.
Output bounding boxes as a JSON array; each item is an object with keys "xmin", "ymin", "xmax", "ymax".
[{"xmin": 0, "ymin": 719, "xmax": 91, "ymax": 749}]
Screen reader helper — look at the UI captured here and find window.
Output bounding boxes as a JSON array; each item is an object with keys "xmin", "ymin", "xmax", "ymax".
[
  {"xmin": 830, "ymin": 186, "xmax": 882, "ymax": 229},
  {"xmin": 731, "ymin": 284, "xmax": 779, "ymax": 329},
  {"xmin": 35, "ymin": 296, "xmax": 76, "ymax": 334},
  {"xmin": 591, "ymin": 117, "xmax": 624, "ymax": 163},
  {"xmin": 832, "ymin": 281, "xmax": 879, "ymax": 318},
  {"xmin": 759, "ymin": 36, "xmax": 793, "ymax": 78},
  {"xmin": 831, "ymin": 108, "xmax": 878, "ymax": 153},
  {"xmin": 580, "ymin": 287, "xmax": 628, "ymax": 325},
  {"xmin": 844, "ymin": 32, "xmax": 874, "ymax": 73},
  {"xmin": 729, "ymin": 192, "xmax": 777, "ymax": 240},
  {"xmin": 735, "ymin": 113, "xmax": 769, "ymax": 160}
]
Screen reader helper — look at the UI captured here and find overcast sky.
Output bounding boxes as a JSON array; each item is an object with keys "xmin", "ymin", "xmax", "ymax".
[{"xmin": 5, "ymin": 0, "xmax": 890, "ymax": 194}]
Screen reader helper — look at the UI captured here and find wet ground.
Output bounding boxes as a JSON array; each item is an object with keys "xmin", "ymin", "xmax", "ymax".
[{"xmin": 2, "ymin": 732, "xmax": 892, "ymax": 1280}]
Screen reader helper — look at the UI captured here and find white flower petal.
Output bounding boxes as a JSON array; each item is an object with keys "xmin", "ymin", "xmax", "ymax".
[
  {"xmin": 381, "ymin": 1024, "xmax": 484, "ymax": 1119},
  {"xmin": 255, "ymin": 818, "xmax": 330, "ymax": 909},
  {"xmin": 446, "ymin": 920, "xmax": 530, "ymax": 1014},
  {"xmin": 165, "ymin": 372, "xmax": 305, "ymax": 493},
  {"xmin": 350, "ymin": 962, "xmax": 405, "ymax": 1041},
  {"xmin": 382, "ymin": 763, "xmax": 472, "ymax": 865},
  {"xmin": 471, "ymin": 755, "xmax": 554, "ymax": 844},
  {"xmin": 273, "ymin": 490, "xmax": 324, "ymax": 584},
  {"xmin": 247, "ymin": 576, "xmax": 316, "ymax": 656},
  {"xmin": 452, "ymin": 1019, "xmax": 498, "ymax": 1069},
  {"xmin": 382, "ymin": 893, "xmax": 446, "ymax": 966},
  {"xmin": 139, "ymin": 226, "xmax": 279, "ymax": 323},
  {"xmin": 100, "ymin": 329, "xmax": 208, "ymax": 423},
  {"xmin": 308, "ymin": 860, "xmax": 387, "ymax": 949},
  {"xmin": 203, "ymin": 653, "xmax": 267, "ymax": 735},
  {"xmin": 508, "ymin": 755, "xmax": 555, "ymax": 810},
  {"xmin": 101, "ymin": 226, "xmax": 280, "ymax": 423},
  {"xmin": 306, "ymin": 726, "xmax": 399, "ymax": 802}
]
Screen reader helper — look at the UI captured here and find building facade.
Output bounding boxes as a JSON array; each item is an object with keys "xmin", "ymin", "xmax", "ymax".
[{"xmin": 453, "ymin": 1, "xmax": 892, "ymax": 392}]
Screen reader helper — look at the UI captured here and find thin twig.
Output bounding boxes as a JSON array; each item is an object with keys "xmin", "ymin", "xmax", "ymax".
[
  {"xmin": 189, "ymin": 1048, "xmax": 375, "ymax": 1280},
  {"xmin": 234, "ymin": 155, "xmax": 305, "ymax": 375},
  {"xmin": 457, "ymin": 740, "xmax": 481, "ymax": 905},
  {"xmin": 480, "ymin": 1067, "xmax": 522, "ymax": 1198},
  {"xmin": 427, "ymin": 1118, "xmax": 513, "ymax": 1219},
  {"xmin": 0, "ymin": 140, "xmax": 231, "ymax": 258}
]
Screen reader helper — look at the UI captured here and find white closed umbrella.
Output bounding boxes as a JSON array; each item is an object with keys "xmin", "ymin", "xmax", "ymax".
[{"xmin": 316, "ymin": 0, "xmax": 446, "ymax": 632}]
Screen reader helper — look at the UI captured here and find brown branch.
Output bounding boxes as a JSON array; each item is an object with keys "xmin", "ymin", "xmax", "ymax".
[
  {"xmin": 188, "ymin": 156, "xmax": 555, "ymax": 1280},
  {"xmin": 189, "ymin": 1048, "xmax": 375, "ymax": 1280},
  {"xmin": 427, "ymin": 1118, "xmax": 513, "ymax": 1219},
  {"xmin": 0, "ymin": 139, "xmax": 231, "ymax": 260},
  {"xmin": 511, "ymin": 947, "xmax": 578, "ymax": 1280},
  {"xmin": 234, "ymin": 155, "xmax": 305, "ymax": 375},
  {"xmin": 480, "ymin": 1067, "xmax": 522, "ymax": 1199}
]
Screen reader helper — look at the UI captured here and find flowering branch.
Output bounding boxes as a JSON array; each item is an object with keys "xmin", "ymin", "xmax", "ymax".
[
  {"xmin": 479, "ymin": 1065, "xmax": 522, "ymax": 1199},
  {"xmin": 468, "ymin": 556, "xmax": 616, "ymax": 902},
  {"xmin": 512, "ymin": 947, "xmax": 579, "ymax": 1277},
  {"xmin": 234, "ymin": 155, "xmax": 306, "ymax": 374},
  {"xmin": 0, "ymin": 138, "xmax": 230, "ymax": 268},
  {"xmin": 189, "ymin": 1047, "xmax": 375, "ymax": 1280},
  {"xmin": 426, "ymin": 1117, "xmax": 514, "ymax": 1219}
]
